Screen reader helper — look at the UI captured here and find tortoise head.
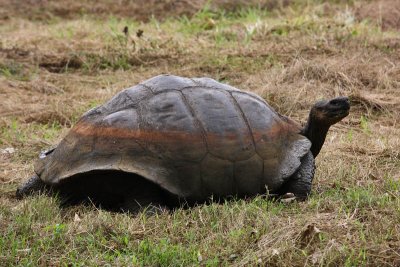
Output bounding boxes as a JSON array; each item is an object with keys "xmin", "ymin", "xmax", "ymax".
[
  {"xmin": 310, "ymin": 96, "xmax": 350, "ymax": 126},
  {"xmin": 303, "ymin": 96, "xmax": 350, "ymax": 157}
]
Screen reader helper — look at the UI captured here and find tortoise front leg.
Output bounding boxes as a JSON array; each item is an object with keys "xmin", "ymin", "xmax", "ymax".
[{"xmin": 278, "ymin": 151, "xmax": 315, "ymax": 201}]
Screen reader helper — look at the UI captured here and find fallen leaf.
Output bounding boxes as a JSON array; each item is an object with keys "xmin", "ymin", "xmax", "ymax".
[
  {"xmin": 229, "ymin": 254, "xmax": 238, "ymax": 260},
  {"xmin": 17, "ymin": 248, "xmax": 31, "ymax": 253},
  {"xmin": 272, "ymin": 248, "xmax": 279, "ymax": 256},
  {"xmin": 280, "ymin": 197, "xmax": 296, "ymax": 203},
  {"xmin": 74, "ymin": 213, "xmax": 81, "ymax": 222},
  {"xmin": 299, "ymin": 224, "xmax": 322, "ymax": 248},
  {"xmin": 1, "ymin": 147, "xmax": 16, "ymax": 154}
]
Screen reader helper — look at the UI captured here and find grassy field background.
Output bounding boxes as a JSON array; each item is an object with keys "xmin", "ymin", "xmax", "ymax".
[{"xmin": 1, "ymin": 0, "xmax": 400, "ymax": 266}]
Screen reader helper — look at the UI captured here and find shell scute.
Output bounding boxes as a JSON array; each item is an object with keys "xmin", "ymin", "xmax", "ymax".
[
  {"xmin": 182, "ymin": 88, "xmax": 255, "ymax": 161},
  {"xmin": 172, "ymin": 163, "xmax": 203, "ymax": 200},
  {"xmin": 232, "ymin": 92, "xmax": 283, "ymax": 159},
  {"xmin": 191, "ymin": 77, "xmax": 239, "ymax": 91},
  {"xmin": 98, "ymin": 85, "xmax": 151, "ymax": 114},
  {"xmin": 138, "ymin": 90, "xmax": 207, "ymax": 162},
  {"xmin": 201, "ymin": 154, "xmax": 234, "ymax": 197},
  {"xmin": 233, "ymin": 91, "xmax": 311, "ymax": 186},
  {"xmin": 141, "ymin": 74, "xmax": 197, "ymax": 93},
  {"xmin": 234, "ymin": 155, "xmax": 264, "ymax": 196}
]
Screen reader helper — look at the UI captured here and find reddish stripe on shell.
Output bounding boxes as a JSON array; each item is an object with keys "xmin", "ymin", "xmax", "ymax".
[{"xmin": 72, "ymin": 119, "xmax": 301, "ymax": 145}]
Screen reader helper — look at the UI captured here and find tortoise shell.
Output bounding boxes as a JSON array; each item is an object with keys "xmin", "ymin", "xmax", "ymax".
[{"xmin": 35, "ymin": 75, "xmax": 311, "ymax": 202}]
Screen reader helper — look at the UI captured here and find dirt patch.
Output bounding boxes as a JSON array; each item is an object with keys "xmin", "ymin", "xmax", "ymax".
[
  {"xmin": 1, "ymin": 0, "xmax": 290, "ymax": 22},
  {"xmin": 38, "ymin": 54, "xmax": 83, "ymax": 73},
  {"xmin": 355, "ymin": 0, "xmax": 400, "ymax": 30}
]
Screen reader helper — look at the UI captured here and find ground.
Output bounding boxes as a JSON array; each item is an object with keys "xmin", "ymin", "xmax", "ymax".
[{"xmin": 1, "ymin": 0, "xmax": 400, "ymax": 266}]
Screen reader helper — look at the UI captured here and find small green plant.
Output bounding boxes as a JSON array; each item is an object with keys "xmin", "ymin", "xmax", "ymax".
[
  {"xmin": 0, "ymin": 62, "xmax": 34, "ymax": 81},
  {"xmin": 52, "ymin": 223, "xmax": 66, "ymax": 237},
  {"xmin": 136, "ymin": 238, "xmax": 198, "ymax": 266},
  {"xmin": 179, "ymin": 2, "xmax": 221, "ymax": 34},
  {"xmin": 360, "ymin": 115, "xmax": 371, "ymax": 134},
  {"xmin": 346, "ymin": 128, "xmax": 354, "ymax": 141}
]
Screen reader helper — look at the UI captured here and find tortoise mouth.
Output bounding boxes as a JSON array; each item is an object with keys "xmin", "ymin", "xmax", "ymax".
[{"xmin": 330, "ymin": 108, "xmax": 350, "ymax": 118}]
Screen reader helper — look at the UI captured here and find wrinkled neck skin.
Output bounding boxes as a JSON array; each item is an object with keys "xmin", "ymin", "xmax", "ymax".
[{"xmin": 301, "ymin": 115, "xmax": 330, "ymax": 158}]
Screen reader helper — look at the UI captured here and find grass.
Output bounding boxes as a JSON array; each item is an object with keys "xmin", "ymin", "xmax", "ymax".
[{"xmin": 1, "ymin": 0, "xmax": 400, "ymax": 266}]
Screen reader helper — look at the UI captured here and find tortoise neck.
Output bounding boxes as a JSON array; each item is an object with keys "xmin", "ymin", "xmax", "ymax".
[{"xmin": 302, "ymin": 115, "xmax": 330, "ymax": 158}]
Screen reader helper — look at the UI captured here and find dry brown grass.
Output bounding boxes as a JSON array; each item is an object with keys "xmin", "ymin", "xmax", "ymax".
[
  {"xmin": 1, "ymin": 0, "xmax": 400, "ymax": 266},
  {"xmin": 355, "ymin": 0, "xmax": 400, "ymax": 31}
]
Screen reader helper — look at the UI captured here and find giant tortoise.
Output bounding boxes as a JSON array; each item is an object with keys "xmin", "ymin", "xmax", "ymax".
[{"xmin": 16, "ymin": 75, "xmax": 350, "ymax": 212}]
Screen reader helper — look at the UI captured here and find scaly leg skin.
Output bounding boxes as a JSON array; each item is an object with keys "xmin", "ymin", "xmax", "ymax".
[
  {"xmin": 16, "ymin": 174, "xmax": 49, "ymax": 199},
  {"xmin": 279, "ymin": 151, "xmax": 315, "ymax": 201}
]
